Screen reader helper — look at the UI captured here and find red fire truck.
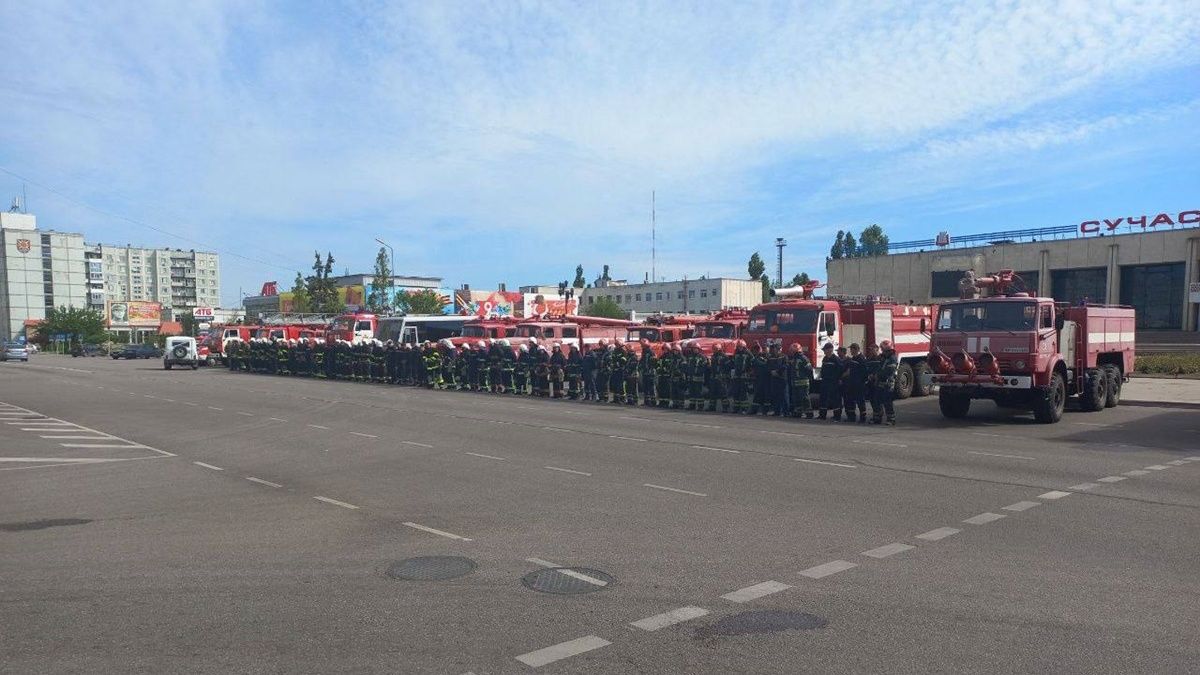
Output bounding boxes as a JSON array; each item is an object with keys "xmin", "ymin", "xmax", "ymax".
[
  {"xmin": 508, "ymin": 315, "xmax": 638, "ymax": 351},
  {"xmin": 625, "ymin": 315, "xmax": 703, "ymax": 356},
  {"xmin": 448, "ymin": 317, "xmax": 521, "ymax": 348},
  {"xmin": 926, "ymin": 270, "xmax": 1135, "ymax": 423},
  {"xmin": 326, "ymin": 312, "xmax": 469, "ymax": 345},
  {"xmin": 745, "ymin": 281, "xmax": 936, "ymax": 398},
  {"xmin": 680, "ymin": 309, "xmax": 749, "ymax": 356}
]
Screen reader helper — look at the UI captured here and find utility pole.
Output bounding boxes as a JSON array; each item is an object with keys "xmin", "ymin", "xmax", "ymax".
[
  {"xmin": 651, "ymin": 191, "xmax": 656, "ymax": 285},
  {"xmin": 775, "ymin": 238, "xmax": 787, "ymax": 287}
]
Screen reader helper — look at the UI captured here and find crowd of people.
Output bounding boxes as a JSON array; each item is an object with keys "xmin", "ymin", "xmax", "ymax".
[{"xmin": 224, "ymin": 336, "xmax": 901, "ymax": 424}]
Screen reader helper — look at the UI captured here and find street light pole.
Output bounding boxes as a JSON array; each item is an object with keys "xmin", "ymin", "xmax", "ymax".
[{"xmin": 374, "ymin": 238, "xmax": 395, "ymax": 314}]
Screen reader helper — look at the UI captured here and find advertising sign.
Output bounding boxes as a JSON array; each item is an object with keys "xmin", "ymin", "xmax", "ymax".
[
  {"xmin": 521, "ymin": 293, "xmax": 579, "ymax": 319},
  {"xmin": 107, "ymin": 300, "xmax": 162, "ymax": 327},
  {"xmin": 193, "ymin": 307, "xmax": 214, "ymax": 319},
  {"xmin": 1079, "ymin": 209, "xmax": 1198, "ymax": 234},
  {"xmin": 456, "ymin": 290, "xmax": 522, "ymax": 318}
]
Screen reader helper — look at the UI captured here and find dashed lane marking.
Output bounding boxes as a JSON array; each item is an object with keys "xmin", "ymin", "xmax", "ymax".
[
  {"xmin": 58, "ymin": 443, "xmax": 143, "ymax": 448},
  {"xmin": 1144, "ymin": 465, "xmax": 1169, "ymax": 470},
  {"xmin": 525, "ymin": 558, "xmax": 609, "ymax": 586},
  {"xmin": 236, "ymin": 412, "xmax": 254, "ymax": 417},
  {"xmin": 268, "ymin": 417, "xmax": 287, "ymax": 422},
  {"xmin": 544, "ymin": 466, "xmax": 592, "ymax": 476},
  {"xmin": 1166, "ymin": 459, "xmax": 1188, "ymax": 466},
  {"xmin": 39, "ymin": 435, "xmax": 112, "ymax": 440},
  {"xmin": 515, "ymin": 635, "xmax": 611, "ymax": 669},
  {"xmin": 307, "ymin": 424, "xmax": 330, "ymax": 430},
  {"xmin": 1038, "ymin": 490, "xmax": 1072, "ymax": 499},
  {"xmin": 1096, "ymin": 476, "xmax": 1126, "ymax": 483},
  {"xmin": 691, "ymin": 444, "xmax": 740, "ymax": 454},
  {"xmin": 963, "ymin": 512, "xmax": 1006, "ymax": 525},
  {"xmin": 403, "ymin": 521, "xmax": 473, "ymax": 541},
  {"xmin": 916, "ymin": 527, "xmax": 961, "ymax": 541},
  {"xmin": 968, "ymin": 450, "xmax": 1037, "ymax": 460},
  {"xmin": 794, "ymin": 457, "xmax": 855, "ymax": 468},
  {"xmin": 861, "ymin": 543, "xmax": 915, "ymax": 558},
  {"xmin": 720, "ymin": 580, "xmax": 792, "ymax": 603},
  {"xmin": 350, "ymin": 432, "xmax": 377, "ymax": 438},
  {"xmin": 207, "ymin": 406, "xmax": 223, "ymax": 411},
  {"xmin": 313, "ymin": 496, "xmax": 359, "ymax": 509},
  {"xmin": 181, "ymin": 402, "xmax": 198, "ymax": 407},
  {"xmin": 465, "ymin": 452, "xmax": 506, "ymax": 461},
  {"xmin": 542, "ymin": 426, "xmax": 577, "ymax": 433},
  {"xmin": 799, "ymin": 560, "xmax": 859, "ymax": 579},
  {"xmin": 246, "ymin": 477, "xmax": 282, "ymax": 488},
  {"xmin": 609, "ymin": 435, "xmax": 647, "ymax": 442},
  {"xmin": 193, "ymin": 461, "xmax": 223, "ymax": 471},
  {"xmin": 1068, "ymin": 482, "xmax": 1100, "ymax": 491},
  {"xmin": 1002, "ymin": 501, "xmax": 1041, "ymax": 512},
  {"xmin": 1123, "ymin": 469, "xmax": 1151, "ymax": 477},
  {"xmin": 631, "ymin": 606, "xmax": 710, "ymax": 631},
  {"xmin": 402, "ymin": 441, "xmax": 433, "ymax": 448},
  {"xmin": 852, "ymin": 439, "xmax": 908, "ymax": 448},
  {"xmin": 643, "ymin": 483, "xmax": 707, "ymax": 497},
  {"xmin": 0, "ymin": 457, "xmax": 131, "ymax": 464}
]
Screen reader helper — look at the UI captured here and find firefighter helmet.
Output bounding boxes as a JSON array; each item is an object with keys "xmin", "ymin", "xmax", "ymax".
[
  {"xmin": 736, "ymin": 339, "xmax": 747, "ymax": 349},
  {"xmin": 880, "ymin": 339, "xmax": 894, "ymax": 351},
  {"xmin": 598, "ymin": 338, "xmax": 608, "ymax": 347},
  {"xmin": 822, "ymin": 342, "xmax": 834, "ymax": 351},
  {"xmin": 476, "ymin": 341, "xmax": 486, "ymax": 349},
  {"xmin": 519, "ymin": 344, "xmax": 528, "ymax": 352}
]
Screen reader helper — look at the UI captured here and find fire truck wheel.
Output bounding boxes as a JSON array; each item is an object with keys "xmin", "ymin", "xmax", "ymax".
[
  {"xmin": 938, "ymin": 389, "xmax": 970, "ymax": 418},
  {"xmin": 894, "ymin": 363, "xmax": 915, "ymax": 399},
  {"xmin": 1103, "ymin": 365, "xmax": 1121, "ymax": 408},
  {"xmin": 1080, "ymin": 368, "xmax": 1107, "ymax": 412},
  {"xmin": 1034, "ymin": 372, "xmax": 1066, "ymax": 423},
  {"xmin": 911, "ymin": 361, "xmax": 932, "ymax": 397}
]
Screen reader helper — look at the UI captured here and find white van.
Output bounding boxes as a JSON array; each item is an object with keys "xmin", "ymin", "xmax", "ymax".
[{"xmin": 163, "ymin": 336, "xmax": 199, "ymax": 370}]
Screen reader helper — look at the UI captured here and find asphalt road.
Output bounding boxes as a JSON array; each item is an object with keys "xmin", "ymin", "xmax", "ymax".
[{"xmin": 2, "ymin": 355, "xmax": 1197, "ymax": 674}]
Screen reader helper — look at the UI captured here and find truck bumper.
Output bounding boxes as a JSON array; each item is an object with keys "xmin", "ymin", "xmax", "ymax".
[{"xmin": 924, "ymin": 374, "xmax": 1033, "ymax": 389}]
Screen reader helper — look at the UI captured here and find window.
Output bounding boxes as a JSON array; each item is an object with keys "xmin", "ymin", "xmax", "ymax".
[
  {"xmin": 1040, "ymin": 305, "xmax": 1053, "ymax": 329},
  {"xmin": 688, "ymin": 290, "xmax": 695, "ymax": 298},
  {"xmin": 700, "ymin": 289, "xmax": 708, "ymax": 298},
  {"xmin": 1051, "ymin": 267, "xmax": 1106, "ymax": 306},
  {"xmin": 930, "ymin": 270, "xmax": 965, "ymax": 298},
  {"xmin": 937, "ymin": 301, "xmax": 1036, "ymax": 331},
  {"xmin": 588, "ymin": 296, "xmax": 594, "ymax": 305},
  {"xmin": 561, "ymin": 327, "xmax": 577, "ymax": 338},
  {"xmin": 1120, "ymin": 263, "xmax": 1184, "ymax": 329},
  {"xmin": 676, "ymin": 291, "xmax": 683, "ymax": 299},
  {"xmin": 1015, "ymin": 271, "xmax": 1039, "ymax": 295},
  {"xmin": 747, "ymin": 308, "xmax": 820, "ymax": 333},
  {"xmin": 625, "ymin": 294, "xmax": 632, "ymax": 303},
  {"xmin": 656, "ymin": 292, "xmax": 663, "ymax": 301},
  {"xmin": 635, "ymin": 293, "xmax": 642, "ymax": 301}
]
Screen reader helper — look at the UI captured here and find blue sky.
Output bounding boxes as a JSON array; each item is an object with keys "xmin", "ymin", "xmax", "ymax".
[{"xmin": 1, "ymin": 1, "xmax": 1197, "ymax": 307}]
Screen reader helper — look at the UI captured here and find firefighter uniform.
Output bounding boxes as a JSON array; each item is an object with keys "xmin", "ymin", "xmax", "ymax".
[
  {"xmin": 708, "ymin": 346, "xmax": 730, "ymax": 412},
  {"xmin": 670, "ymin": 347, "xmax": 688, "ymax": 409},
  {"xmin": 549, "ymin": 346, "xmax": 566, "ymax": 398},
  {"xmin": 638, "ymin": 347, "xmax": 657, "ymax": 407},
  {"xmin": 766, "ymin": 345, "xmax": 789, "ymax": 416},
  {"xmin": 842, "ymin": 346, "xmax": 868, "ymax": 422},
  {"xmin": 566, "ymin": 346, "xmax": 583, "ymax": 400},
  {"xmin": 731, "ymin": 344, "xmax": 753, "ymax": 414},
  {"xmin": 685, "ymin": 348, "xmax": 708, "ymax": 411},
  {"xmin": 581, "ymin": 347, "xmax": 598, "ymax": 401},
  {"xmin": 818, "ymin": 344, "xmax": 844, "ymax": 420},
  {"xmin": 622, "ymin": 346, "xmax": 640, "ymax": 406},
  {"xmin": 608, "ymin": 347, "xmax": 626, "ymax": 403},
  {"xmin": 515, "ymin": 346, "xmax": 533, "ymax": 395},
  {"xmin": 423, "ymin": 345, "xmax": 442, "ymax": 388},
  {"xmin": 750, "ymin": 344, "xmax": 770, "ymax": 415},
  {"xmin": 788, "ymin": 347, "xmax": 814, "ymax": 418},
  {"xmin": 872, "ymin": 342, "xmax": 899, "ymax": 425}
]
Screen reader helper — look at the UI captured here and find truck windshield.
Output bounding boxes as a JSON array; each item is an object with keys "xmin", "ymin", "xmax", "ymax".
[
  {"xmin": 938, "ymin": 301, "xmax": 1036, "ymax": 331},
  {"xmin": 514, "ymin": 326, "xmax": 543, "ymax": 338},
  {"xmin": 462, "ymin": 326, "xmax": 486, "ymax": 337},
  {"xmin": 746, "ymin": 309, "xmax": 819, "ymax": 333},
  {"xmin": 695, "ymin": 323, "xmax": 735, "ymax": 338},
  {"xmin": 627, "ymin": 328, "xmax": 660, "ymax": 342},
  {"xmin": 331, "ymin": 317, "xmax": 353, "ymax": 331}
]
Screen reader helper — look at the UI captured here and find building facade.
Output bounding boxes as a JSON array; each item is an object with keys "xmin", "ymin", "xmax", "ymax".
[
  {"xmin": 0, "ymin": 212, "xmax": 88, "ymax": 341},
  {"xmin": 579, "ymin": 278, "xmax": 762, "ymax": 315},
  {"xmin": 827, "ymin": 225, "xmax": 1200, "ymax": 331},
  {"xmin": 89, "ymin": 244, "xmax": 221, "ymax": 318}
]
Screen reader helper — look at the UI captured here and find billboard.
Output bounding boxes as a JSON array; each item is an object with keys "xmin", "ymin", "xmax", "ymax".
[
  {"xmin": 456, "ymin": 290, "xmax": 523, "ymax": 318},
  {"xmin": 522, "ymin": 293, "xmax": 579, "ymax": 319},
  {"xmin": 107, "ymin": 300, "xmax": 162, "ymax": 328}
]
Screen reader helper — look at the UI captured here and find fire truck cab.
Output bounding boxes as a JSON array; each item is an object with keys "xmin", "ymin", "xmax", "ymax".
[
  {"xmin": 509, "ymin": 316, "xmax": 637, "ymax": 351},
  {"xmin": 449, "ymin": 317, "xmax": 520, "ymax": 347},
  {"xmin": 626, "ymin": 315, "xmax": 700, "ymax": 356},
  {"xmin": 327, "ymin": 312, "xmax": 469, "ymax": 345},
  {"xmin": 681, "ymin": 309, "xmax": 749, "ymax": 356}
]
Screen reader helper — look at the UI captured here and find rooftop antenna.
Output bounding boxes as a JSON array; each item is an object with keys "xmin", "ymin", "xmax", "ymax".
[{"xmin": 651, "ymin": 190, "xmax": 656, "ymax": 285}]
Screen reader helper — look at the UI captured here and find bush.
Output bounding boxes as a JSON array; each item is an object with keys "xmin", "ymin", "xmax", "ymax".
[{"xmin": 1134, "ymin": 354, "xmax": 1200, "ymax": 375}]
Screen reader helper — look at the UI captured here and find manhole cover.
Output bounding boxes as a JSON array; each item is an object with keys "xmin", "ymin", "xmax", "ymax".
[
  {"xmin": 0, "ymin": 518, "xmax": 92, "ymax": 533},
  {"xmin": 521, "ymin": 567, "xmax": 613, "ymax": 594},
  {"xmin": 385, "ymin": 556, "xmax": 477, "ymax": 581},
  {"xmin": 695, "ymin": 610, "xmax": 827, "ymax": 638}
]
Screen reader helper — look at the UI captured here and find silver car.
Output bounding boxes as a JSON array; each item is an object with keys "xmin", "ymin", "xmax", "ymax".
[{"xmin": 1, "ymin": 343, "xmax": 30, "ymax": 362}]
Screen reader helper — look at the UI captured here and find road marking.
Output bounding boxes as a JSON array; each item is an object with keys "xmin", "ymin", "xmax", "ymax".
[
  {"xmin": 1187, "ymin": 456, "xmax": 1200, "ymax": 461},
  {"xmin": 1002, "ymin": 501, "xmax": 1041, "ymax": 512},
  {"xmin": 609, "ymin": 435, "xmax": 647, "ymax": 442},
  {"xmin": 758, "ymin": 429, "xmax": 810, "ymax": 438},
  {"xmin": 525, "ymin": 559, "xmax": 609, "ymax": 586},
  {"xmin": 313, "ymin": 496, "xmax": 359, "ymax": 509},
  {"xmin": 799, "ymin": 560, "xmax": 858, "ymax": 579},
  {"xmin": 542, "ymin": 426, "xmax": 577, "ymax": 433},
  {"xmin": 861, "ymin": 543, "xmax": 915, "ymax": 558},
  {"xmin": 968, "ymin": 451, "xmax": 1036, "ymax": 460},
  {"xmin": 21, "ymin": 427, "xmax": 79, "ymax": 432},
  {"xmin": 181, "ymin": 401, "xmax": 198, "ymax": 406},
  {"xmin": 350, "ymin": 431, "xmax": 378, "ymax": 438},
  {"xmin": 236, "ymin": 412, "xmax": 254, "ymax": 417},
  {"xmin": 852, "ymin": 439, "xmax": 907, "ymax": 448},
  {"xmin": 402, "ymin": 441, "xmax": 433, "ymax": 448},
  {"xmin": 268, "ymin": 417, "xmax": 287, "ymax": 422},
  {"xmin": 307, "ymin": 424, "xmax": 330, "ymax": 430},
  {"xmin": 1038, "ymin": 491, "xmax": 1072, "ymax": 500},
  {"xmin": 466, "ymin": 452, "xmax": 506, "ymax": 461},
  {"xmin": 39, "ymin": 435, "xmax": 112, "ymax": 439},
  {"xmin": 8, "ymin": 421, "xmax": 69, "ymax": 425},
  {"xmin": 161, "ymin": 398, "xmax": 175, "ymax": 402},
  {"xmin": 971, "ymin": 432, "xmax": 1007, "ymax": 438},
  {"xmin": 1123, "ymin": 469, "xmax": 1151, "ymax": 477},
  {"xmin": 963, "ymin": 512, "xmax": 1006, "ymax": 525},
  {"xmin": 631, "ymin": 606, "xmax": 710, "ymax": 631},
  {"xmin": 1144, "ymin": 465, "xmax": 1168, "ymax": 470},
  {"xmin": 1096, "ymin": 476, "xmax": 1126, "ymax": 483},
  {"xmin": 544, "ymin": 466, "xmax": 592, "ymax": 476},
  {"xmin": 245, "ymin": 476, "xmax": 282, "ymax": 488},
  {"xmin": 58, "ymin": 443, "xmax": 142, "ymax": 448},
  {"xmin": 403, "ymin": 521, "xmax": 473, "ymax": 541},
  {"xmin": 691, "ymin": 444, "xmax": 741, "ymax": 454},
  {"xmin": 720, "ymin": 580, "xmax": 792, "ymax": 603},
  {"xmin": 515, "ymin": 635, "xmax": 611, "ymax": 669},
  {"xmin": 143, "ymin": 395, "xmax": 156, "ymax": 399},
  {"xmin": 193, "ymin": 461, "xmax": 223, "ymax": 471},
  {"xmin": 0, "ymin": 457, "xmax": 130, "ymax": 464},
  {"xmin": 1068, "ymin": 482, "xmax": 1099, "ymax": 491},
  {"xmin": 916, "ymin": 527, "xmax": 961, "ymax": 541},
  {"xmin": 1072, "ymin": 422, "xmax": 1116, "ymax": 427},
  {"xmin": 1166, "ymin": 459, "xmax": 1188, "ymax": 466},
  {"xmin": 794, "ymin": 457, "xmax": 855, "ymax": 468},
  {"xmin": 207, "ymin": 406, "xmax": 223, "ymax": 411},
  {"xmin": 643, "ymin": 483, "xmax": 707, "ymax": 497}
]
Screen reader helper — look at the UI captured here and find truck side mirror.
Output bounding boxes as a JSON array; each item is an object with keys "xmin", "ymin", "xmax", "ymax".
[{"xmin": 920, "ymin": 318, "xmax": 927, "ymax": 333}]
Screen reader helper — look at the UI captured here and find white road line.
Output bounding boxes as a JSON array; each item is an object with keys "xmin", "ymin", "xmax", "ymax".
[
  {"xmin": 0, "ymin": 457, "xmax": 129, "ymax": 464},
  {"xmin": 542, "ymin": 426, "xmax": 577, "ymax": 433},
  {"xmin": 1068, "ymin": 482, "xmax": 1100, "ymax": 491},
  {"xmin": 1073, "ymin": 422, "xmax": 1117, "ymax": 427},
  {"xmin": 245, "ymin": 476, "xmax": 282, "ymax": 488},
  {"xmin": 963, "ymin": 512, "xmax": 1006, "ymax": 525},
  {"xmin": 643, "ymin": 483, "xmax": 707, "ymax": 497},
  {"xmin": 1144, "ymin": 465, "xmax": 1169, "ymax": 470},
  {"xmin": 193, "ymin": 461, "xmax": 223, "ymax": 471},
  {"xmin": 720, "ymin": 580, "xmax": 792, "ymax": 603},
  {"xmin": 143, "ymin": 395, "xmax": 156, "ymax": 399},
  {"xmin": 968, "ymin": 450, "xmax": 1037, "ymax": 460},
  {"xmin": 307, "ymin": 424, "xmax": 330, "ymax": 430},
  {"xmin": 465, "ymin": 452, "xmax": 506, "ymax": 461},
  {"xmin": 514, "ymin": 635, "xmax": 611, "ymax": 669},
  {"xmin": 861, "ymin": 543, "xmax": 915, "ymax": 558},
  {"xmin": 21, "ymin": 427, "xmax": 79, "ymax": 432},
  {"xmin": 268, "ymin": 417, "xmax": 287, "ymax": 422},
  {"xmin": 852, "ymin": 439, "xmax": 907, "ymax": 448},
  {"xmin": 39, "ymin": 435, "xmax": 112, "ymax": 440},
  {"xmin": 160, "ymin": 398, "xmax": 176, "ymax": 403},
  {"xmin": 1166, "ymin": 460, "xmax": 1188, "ymax": 466},
  {"xmin": 757, "ymin": 429, "xmax": 810, "ymax": 438},
  {"xmin": 58, "ymin": 443, "xmax": 142, "ymax": 448},
  {"xmin": 544, "ymin": 466, "xmax": 592, "ymax": 476},
  {"xmin": 631, "ymin": 606, "xmax": 710, "ymax": 631},
  {"xmin": 971, "ymin": 432, "xmax": 1007, "ymax": 438},
  {"xmin": 236, "ymin": 412, "xmax": 254, "ymax": 417},
  {"xmin": 799, "ymin": 560, "xmax": 858, "ymax": 579},
  {"xmin": 794, "ymin": 457, "xmax": 855, "ymax": 468},
  {"xmin": 1187, "ymin": 456, "xmax": 1200, "ymax": 461},
  {"xmin": 1038, "ymin": 490, "xmax": 1073, "ymax": 500},
  {"xmin": 1002, "ymin": 501, "xmax": 1041, "ymax": 512},
  {"xmin": 691, "ymin": 444, "xmax": 741, "ymax": 454},
  {"xmin": 1096, "ymin": 476, "xmax": 1126, "ymax": 483},
  {"xmin": 524, "ymin": 560, "xmax": 610, "ymax": 587},
  {"xmin": 609, "ymin": 435, "xmax": 647, "ymax": 442},
  {"xmin": 403, "ymin": 521, "xmax": 473, "ymax": 541},
  {"xmin": 1123, "ymin": 469, "xmax": 1151, "ymax": 477},
  {"xmin": 207, "ymin": 406, "xmax": 223, "ymax": 411},
  {"xmin": 916, "ymin": 527, "xmax": 960, "ymax": 541},
  {"xmin": 181, "ymin": 402, "xmax": 198, "ymax": 407},
  {"xmin": 402, "ymin": 441, "xmax": 433, "ymax": 448},
  {"xmin": 313, "ymin": 496, "xmax": 359, "ymax": 509},
  {"xmin": 350, "ymin": 432, "xmax": 378, "ymax": 438}
]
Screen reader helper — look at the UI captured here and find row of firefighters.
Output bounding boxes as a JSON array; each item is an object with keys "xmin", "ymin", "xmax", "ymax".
[{"xmin": 225, "ymin": 337, "xmax": 901, "ymax": 424}]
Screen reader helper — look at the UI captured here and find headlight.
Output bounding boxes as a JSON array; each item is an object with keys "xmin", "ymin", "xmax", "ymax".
[{"xmin": 1014, "ymin": 360, "xmax": 1026, "ymax": 370}]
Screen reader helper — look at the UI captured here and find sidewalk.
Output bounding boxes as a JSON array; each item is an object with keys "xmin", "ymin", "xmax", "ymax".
[{"xmin": 1122, "ymin": 377, "xmax": 1200, "ymax": 409}]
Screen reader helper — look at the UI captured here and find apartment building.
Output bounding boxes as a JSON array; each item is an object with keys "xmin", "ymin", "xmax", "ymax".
[{"xmin": 89, "ymin": 244, "xmax": 221, "ymax": 318}]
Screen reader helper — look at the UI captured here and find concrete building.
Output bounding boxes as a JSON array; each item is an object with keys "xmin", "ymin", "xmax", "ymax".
[
  {"xmin": 827, "ymin": 218, "xmax": 1200, "ymax": 331},
  {"xmin": 579, "ymin": 277, "xmax": 761, "ymax": 315},
  {"xmin": 0, "ymin": 212, "xmax": 88, "ymax": 341},
  {"xmin": 89, "ymin": 244, "xmax": 221, "ymax": 318}
]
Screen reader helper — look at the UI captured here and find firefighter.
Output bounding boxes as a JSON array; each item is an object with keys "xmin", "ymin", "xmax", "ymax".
[
  {"xmin": 532, "ymin": 345, "xmax": 550, "ymax": 397},
  {"xmin": 622, "ymin": 343, "xmax": 640, "ymax": 406},
  {"xmin": 595, "ymin": 340, "xmax": 611, "ymax": 402},
  {"xmin": 452, "ymin": 344, "xmax": 468, "ymax": 390},
  {"xmin": 872, "ymin": 340, "xmax": 899, "ymax": 425},
  {"xmin": 638, "ymin": 340, "xmax": 657, "ymax": 407},
  {"xmin": 313, "ymin": 339, "xmax": 326, "ymax": 379},
  {"xmin": 608, "ymin": 343, "xmax": 626, "ymax": 404},
  {"xmin": 439, "ymin": 339, "xmax": 457, "ymax": 389},
  {"xmin": 500, "ymin": 340, "xmax": 516, "ymax": 393},
  {"xmin": 277, "ymin": 339, "xmax": 290, "ymax": 376},
  {"xmin": 842, "ymin": 343, "xmax": 868, "ymax": 422},
  {"xmin": 730, "ymin": 341, "xmax": 753, "ymax": 414},
  {"xmin": 750, "ymin": 343, "xmax": 770, "ymax": 415},
  {"xmin": 226, "ymin": 340, "xmax": 239, "ymax": 371},
  {"xmin": 767, "ymin": 343, "xmax": 789, "ymax": 416},
  {"xmin": 581, "ymin": 345, "xmax": 598, "ymax": 401},
  {"xmin": 548, "ymin": 343, "xmax": 566, "ymax": 398},
  {"xmin": 788, "ymin": 343, "xmax": 814, "ymax": 419},
  {"xmin": 818, "ymin": 342, "xmax": 844, "ymax": 420},
  {"xmin": 669, "ymin": 343, "xmax": 688, "ymax": 409},
  {"xmin": 705, "ymin": 343, "xmax": 726, "ymax": 412},
  {"xmin": 488, "ymin": 339, "xmax": 505, "ymax": 394},
  {"xmin": 422, "ymin": 342, "xmax": 442, "ymax": 388},
  {"xmin": 565, "ymin": 344, "xmax": 583, "ymax": 400},
  {"xmin": 655, "ymin": 344, "xmax": 676, "ymax": 408},
  {"xmin": 863, "ymin": 342, "xmax": 881, "ymax": 421},
  {"xmin": 512, "ymin": 344, "xmax": 530, "ymax": 395}
]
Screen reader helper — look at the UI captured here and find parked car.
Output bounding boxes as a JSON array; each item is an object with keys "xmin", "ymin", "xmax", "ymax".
[
  {"xmin": 1, "ymin": 343, "xmax": 30, "ymax": 362},
  {"xmin": 112, "ymin": 344, "xmax": 162, "ymax": 359},
  {"xmin": 163, "ymin": 336, "xmax": 199, "ymax": 370}
]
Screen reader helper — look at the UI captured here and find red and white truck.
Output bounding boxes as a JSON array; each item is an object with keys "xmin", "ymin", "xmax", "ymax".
[
  {"xmin": 508, "ymin": 315, "xmax": 638, "ymax": 351},
  {"xmin": 326, "ymin": 312, "xmax": 470, "ymax": 345},
  {"xmin": 745, "ymin": 281, "xmax": 936, "ymax": 398},
  {"xmin": 680, "ymin": 309, "xmax": 749, "ymax": 356},
  {"xmin": 925, "ymin": 270, "xmax": 1134, "ymax": 423},
  {"xmin": 448, "ymin": 317, "xmax": 521, "ymax": 348},
  {"xmin": 625, "ymin": 315, "xmax": 702, "ymax": 356}
]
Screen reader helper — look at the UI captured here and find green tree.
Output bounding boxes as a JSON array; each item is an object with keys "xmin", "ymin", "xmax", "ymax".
[
  {"xmin": 748, "ymin": 252, "xmax": 765, "ymax": 280},
  {"xmin": 843, "ymin": 231, "xmax": 858, "ymax": 257},
  {"xmin": 37, "ymin": 306, "xmax": 107, "ymax": 344},
  {"xmin": 830, "ymin": 231, "xmax": 845, "ymax": 260},
  {"xmin": 368, "ymin": 246, "xmax": 392, "ymax": 312},
  {"xmin": 396, "ymin": 289, "xmax": 448, "ymax": 315},
  {"xmin": 179, "ymin": 312, "xmax": 197, "ymax": 337},
  {"xmin": 572, "ymin": 265, "xmax": 586, "ymax": 288},
  {"xmin": 859, "ymin": 224, "xmax": 889, "ymax": 256},
  {"xmin": 583, "ymin": 295, "xmax": 625, "ymax": 319},
  {"xmin": 761, "ymin": 276, "xmax": 773, "ymax": 302},
  {"xmin": 289, "ymin": 272, "xmax": 310, "ymax": 313},
  {"xmin": 306, "ymin": 251, "xmax": 341, "ymax": 313},
  {"xmin": 789, "ymin": 272, "xmax": 811, "ymax": 287}
]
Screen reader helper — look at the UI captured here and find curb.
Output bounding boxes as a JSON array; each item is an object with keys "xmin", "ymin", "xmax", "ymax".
[{"xmin": 1120, "ymin": 399, "xmax": 1200, "ymax": 411}]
